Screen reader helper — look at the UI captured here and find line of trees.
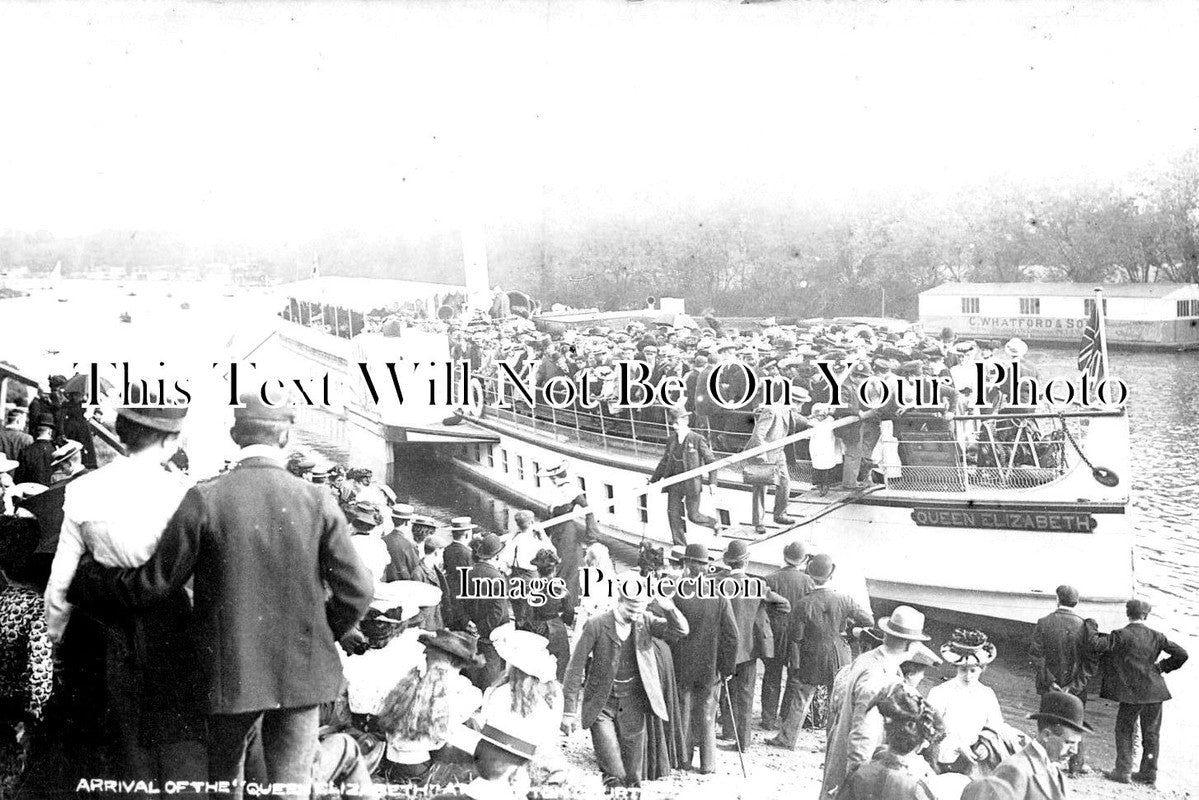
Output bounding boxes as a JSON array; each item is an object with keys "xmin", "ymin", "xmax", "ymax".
[{"xmin": 3, "ymin": 149, "xmax": 1197, "ymax": 320}]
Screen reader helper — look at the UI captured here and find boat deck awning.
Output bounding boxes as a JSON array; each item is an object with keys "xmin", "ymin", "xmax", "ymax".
[{"xmin": 280, "ymin": 277, "xmax": 467, "ymax": 311}]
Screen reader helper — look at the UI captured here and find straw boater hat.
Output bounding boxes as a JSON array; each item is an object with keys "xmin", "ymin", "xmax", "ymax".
[
  {"xmin": 876, "ymin": 606, "xmax": 932, "ymax": 641},
  {"xmin": 449, "ymin": 516, "xmax": 478, "ymax": 535},
  {"xmin": 490, "ymin": 623, "xmax": 557, "ymax": 681},
  {"xmin": 370, "ymin": 579, "xmax": 442, "ymax": 617},
  {"xmin": 940, "ymin": 628, "xmax": 998, "ymax": 666},
  {"xmin": 902, "ymin": 642, "xmax": 944, "ymax": 668},
  {"xmin": 390, "ymin": 503, "xmax": 415, "ymax": 523},
  {"xmin": 348, "ymin": 500, "xmax": 384, "ymax": 531},
  {"xmin": 50, "ymin": 440, "xmax": 83, "ymax": 468},
  {"xmin": 474, "ymin": 709, "xmax": 543, "ymax": 763},
  {"xmin": 0, "ymin": 454, "xmax": 19, "ymax": 474}
]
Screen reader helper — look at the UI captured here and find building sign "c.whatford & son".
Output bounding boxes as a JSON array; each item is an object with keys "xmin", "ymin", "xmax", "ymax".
[{"xmin": 910, "ymin": 507, "xmax": 1096, "ymax": 533}]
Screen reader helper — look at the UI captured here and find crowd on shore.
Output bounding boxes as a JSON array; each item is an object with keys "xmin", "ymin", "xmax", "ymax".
[{"xmin": 0, "ymin": 342, "xmax": 1185, "ymax": 800}]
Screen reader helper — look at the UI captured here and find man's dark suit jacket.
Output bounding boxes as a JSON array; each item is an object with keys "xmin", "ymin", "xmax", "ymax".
[
  {"xmin": 764, "ymin": 566, "xmax": 815, "ymax": 657},
  {"xmin": 383, "ymin": 530, "xmax": 420, "ymax": 582},
  {"xmin": 20, "ymin": 469, "xmax": 89, "ymax": 555},
  {"xmin": 1029, "ymin": 607, "xmax": 1097, "ymax": 695},
  {"xmin": 649, "ymin": 431, "xmax": 716, "ymax": 495},
  {"xmin": 441, "ymin": 539, "xmax": 474, "ymax": 630},
  {"xmin": 723, "ymin": 572, "xmax": 791, "ymax": 666},
  {"xmin": 788, "ymin": 586, "xmax": 873, "ymax": 686},
  {"xmin": 68, "ymin": 455, "xmax": 373, "ymax": 716},
  {"xmin": 1091, "ymin": 621, "xmax": 1188, "ymax": 704},
  {"xmin": 564, "ymin": 608, "xmax": 688, "ymax": 727},
  {"xmin": 462, "ymin": 560, "xmax": 511, "ymax": 641},
  {"xmin": 672, "ymin": 577, "xmax": 739, "ymax": 688}
]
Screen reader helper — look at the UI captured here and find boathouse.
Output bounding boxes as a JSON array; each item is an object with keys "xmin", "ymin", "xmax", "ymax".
[{"xmin": 918, "ymin": 282, "xmax": 1199, "ymax": 350}]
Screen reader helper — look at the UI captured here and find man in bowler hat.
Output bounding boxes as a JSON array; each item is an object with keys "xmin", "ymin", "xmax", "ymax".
[
  {"xmin": 760, "ymin": 541, "xmax": 814, "ymax": 731},
  {"xmin": 993, "ymin": 691, "xmax": 1091, "ymax": 800},
  {"xmin": 670, "ymin": 543, "xmax": 739, "ymax": 773}
]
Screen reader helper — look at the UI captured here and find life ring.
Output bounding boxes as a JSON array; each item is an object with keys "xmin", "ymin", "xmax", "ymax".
[{"xmin": 465, "ymin": 377, "xmax": 487, "ymax": 418}]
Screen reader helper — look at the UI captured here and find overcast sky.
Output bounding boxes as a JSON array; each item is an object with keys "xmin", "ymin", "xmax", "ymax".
[{"xmin": 1, "ymin": 0, "xmax": 1197, "ymax": 245}]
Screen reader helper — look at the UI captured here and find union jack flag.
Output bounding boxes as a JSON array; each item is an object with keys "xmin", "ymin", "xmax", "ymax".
[{"xmin": 1078, "ymin": 299, "xmax": 1107, "ymax": 382}]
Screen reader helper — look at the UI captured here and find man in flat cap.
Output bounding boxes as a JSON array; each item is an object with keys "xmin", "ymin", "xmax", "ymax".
[{"xmin": 69, "ymin": 391, "xmax": 373, "ymax": 797}]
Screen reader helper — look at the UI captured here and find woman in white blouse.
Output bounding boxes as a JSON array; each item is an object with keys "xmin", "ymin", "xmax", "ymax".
[
  {"xmin": 926, "ymin": 629, "xmax": 1004, "ymax": 776},
  {"xmin": 45, "ymin": 392, "xmax": 207, "ymax": 790}
]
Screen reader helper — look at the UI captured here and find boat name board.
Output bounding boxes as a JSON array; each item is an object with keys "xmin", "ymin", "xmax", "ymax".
[{"xmin": 910, "ymin": 506, "xmax": 1096, "ymax": 533}]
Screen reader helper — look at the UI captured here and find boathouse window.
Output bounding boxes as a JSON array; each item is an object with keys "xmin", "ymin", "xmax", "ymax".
[
  {"xmin": 961, "ymin": 297, "xmax": 980, "ymax": 314},
  {"xmin": 501, "ymin": 449, "xmax": 509, "ymax": 474},
  {"xmin": 578, "ymin": 476, "xmax": 587, "ymax": 492},
  {"xmin": 1019, "ymin": 298, "xmax": 1041, "ymax": 315},
  {"xmin": 717, "ymin": 508, "xmax": 731, "ymax": 527},
  {"xmin": 637, "ymin": 494, "xmax": 648, "ymax": 524},
  {"xmin": 1177, "ymin": 300, "xmax": 1198, "ymax": 317},
  {"xmin": 516, "ymin": 455, "xmax": 525, "ymax": 481},
  {"xmin": 486, "ymin": 446, "xmax": 494, "ymax": 468},
  {"xmin": 604, "ymin": 483, "xmax": 615, "ymax": 514},
  {"xmin": 532, "ymin": 462, "xmax": 542, "ymax": 488},
  {"xmin": 1085, "ymin": 298, "xmax": 1109, "ymax": 316}
]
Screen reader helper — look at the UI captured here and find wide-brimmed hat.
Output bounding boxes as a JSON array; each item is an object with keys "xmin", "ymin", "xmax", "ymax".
[
  {"xmin": 722, "ymin": 540, "xmax": 749, "ymax": 564},
  {"xmin": 371, "ymin": 579, "xmax": 442, "ymax": 616},
  {"xmin": 491, "ymin": 623, "xmax": 557, "ymax": 681},
  {"xmin": 1028, "ymin": 690, "xmax": 1093, "ymax": 733},
  {"xmin": 390, "ymin": 503, "xmax": 415, "ymax": 522},
  {"xmin": 474, "ymin": 711, "xmax": 542, "ymax": 762},
  {"xmin": 0, "ymin": 454, "xmax": 19, "ymax": 474},
  {"xmin": 474, "ymin": 533, "xmax": 505, "ymax": 559},
  {"xmin": 50, "ymin": 440, "xmax": 82, "ymax": 468},
  {"xmin": 419, "ymin": 629, "xmax": 486, "ymax": 668},
  {"xmin": 940, "ymin": 628, "xmax": 998, "ymax": 666},
  {"xmin": 348, "ymin": 500, "xmax": 383, "ymax": 530},
  {"xmin": 536, "ymin": 461, "xmax": 568, "ymax": 479},
  {"xmin": 783, "ymin": 541, "xmax": 808, "ymax": 566},
  {"xmin": 877, "ymin": 606, "xmax": 931, "ymax": 641},
  {"xmin": 1004, "ymin": 338, "xmax": 1028, "ymax": 358}
]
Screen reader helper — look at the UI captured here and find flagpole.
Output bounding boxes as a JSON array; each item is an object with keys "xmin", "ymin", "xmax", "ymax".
[{"xmin": 1093, "ymin": 286, "xmax": 1110, "ymax": 379}]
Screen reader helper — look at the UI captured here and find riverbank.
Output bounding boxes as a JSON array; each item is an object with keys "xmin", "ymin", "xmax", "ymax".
[{"xmin": 555, "ymin": 663, "xmax": 1194, "ymax": 799}]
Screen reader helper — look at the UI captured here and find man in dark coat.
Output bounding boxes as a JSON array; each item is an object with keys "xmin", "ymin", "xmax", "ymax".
[
  {"xmin": 1087, "ymin": 599, "xmax": 1188, "ymax": 785},
  {"xmin": 440, "ymin": 516, "xmax": 477, "ymax": 630},
  {"xmin": 562, "ymin": 577, "xmax": 689, "ymax": 789},
  {"xmin": 1029, "ymin": 584, "xmax": 1098, "ymax": 775},
  {"xmin": 718, "ymin": 539, "xmax": 790, "ymax": 753},
  {"xmin": 671, "ymin": 544, "xmax": 739, "ymax": 774},
  {"xmin": 59, "ymin": 390, "xmax": 98, "ymax": 470},
  {"xmin": 994, "ymin": 691, "xmax": 1091, "ymax": 800},
  {"xmin": 760, "ymin": 541, "xmax": 815, "ymax": 730},
  {"xmin": 25, "ymin": 375, "xmax": 65, "ymax": 436},
  {"xmin": 21, "ymin": 439, "xmax": 90, "ymax": 562},
  {"xmin": 462, "ymin": 533, "xmax": 513, "ymax": 690},
  {"xmin": 768, "ymin": 554, "xmax": 872, "ymax": 750},
  {"xmin": 15, "ymin": 412, "xmax": 57, "ymax": 487},
  {"xmin": 0, "ymin": 407, "xmax": 32, "ymax": 461},
  {"xmin": 382, "ymin": 503, "xmax": 420, "ymax": 582},
  {"xmin": 649, "ymin": 408, "xmax": 721, "ymax": 546},
  {"xmin": 68, "ymin": 391, "xmax": 373, "ymax": 794}
]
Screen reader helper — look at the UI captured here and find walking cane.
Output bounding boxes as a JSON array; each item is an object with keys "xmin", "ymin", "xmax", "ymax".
[{"xmin": 721, "ymin": 675, "xmax": 749, "ymax": 779}]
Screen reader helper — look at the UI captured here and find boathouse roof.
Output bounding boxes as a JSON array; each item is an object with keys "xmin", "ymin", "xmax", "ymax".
[{"xmin": 920, "ymin": 282, "xmax": 1199, "ymax": 299}]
